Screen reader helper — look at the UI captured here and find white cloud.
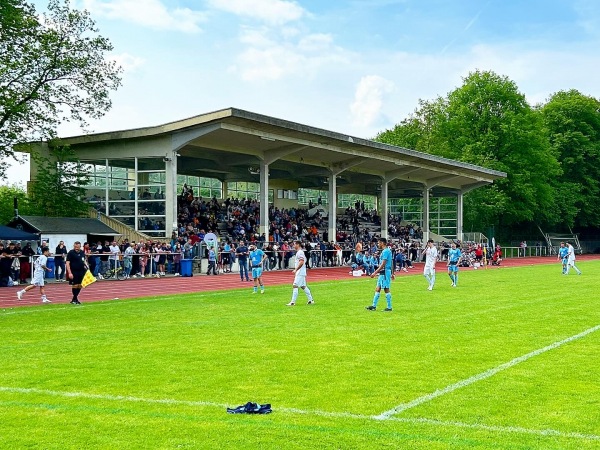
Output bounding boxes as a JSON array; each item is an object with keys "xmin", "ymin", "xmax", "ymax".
[
  {"xmin": 232, "ymin": 26, "xmax": 349, "ymax": 82},
  {"xmin": 207, "ymin": 0, "xmax": 307, "ymax": 25},
  {"xmin": 80, "ymin": 0, "xmax": 206, "ymax": 33},
  {"xmin": 350, "ymin": 75, "xmax": 395, "ymax": 128},
  {"xmin": 110, "ymin": 53, "xmax": 145, "ymax": 72}
]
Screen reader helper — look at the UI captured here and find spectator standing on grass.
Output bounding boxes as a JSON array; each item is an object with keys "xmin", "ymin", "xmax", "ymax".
[
  {"xmin": 447, "ymin": 242, "xmax": 462, "ymax": 287},
  {"xmin": 66, "ymin": 241, "xmax": 87, "ymax": 305},
  {"xmin": 16, "ymin": 247, "xmax": 52, "ymax": 303},
  {"xmin": 365, "ymin": 237, "xmax": 393, "ymax": 312},
  {"xmin": 286, "ymin": 241, "xmax": 314, "ymax": 306},
  {"xmin": 565, "ymin": 242, "xmax": 582, "ymax": 275},
  {"xmin": 423, "ymin": 239, "xmax": 438, "ymax": 291}
]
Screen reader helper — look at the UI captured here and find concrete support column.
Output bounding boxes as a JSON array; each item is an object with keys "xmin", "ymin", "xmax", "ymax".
[
  {"xmin": 328, "ymin": 175, "xmax": 337, "ymax": 242},
  {"xmin": 259, "ymin": 160, "xmax": 269, "ymax": 241},
  {"xmin": 380, "ymin": 181, "xmax": 389, "ymax": 238},
  {"xmin": 165, "ymin": 155, "xmax": 177, "ymax": 236},
  {"xmin": 457, "ymin": 192, "xmax": 464, "ymax": 242},
  {"xmin": 422, "ymin": 187, "xmax": 430, "ymax": 242}
]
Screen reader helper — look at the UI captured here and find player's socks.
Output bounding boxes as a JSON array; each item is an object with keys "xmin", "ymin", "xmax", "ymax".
[
  {"xmin": 304, "ymin": 286, "xmax": 313, "ymax": 301},
  {"xmin": 291, "ymin": 288, "xmax": 299, "ymax": 303},
  {"xmin": 385, "ymin": 293, "xmax": 392, "ymax": 309},
  {"xmin": 372, "ymin": 292, "xmax": 380, "ymax": 307}
]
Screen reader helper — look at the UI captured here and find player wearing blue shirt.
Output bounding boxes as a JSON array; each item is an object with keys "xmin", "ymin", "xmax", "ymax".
[
  {"xmin": 249, "ymin": 245, "xmax": 266, "ymax": 293},
  {"xmin": 558, "ymin": 242, "xmax": 569, "ymax": 274},
  {"xmin": 366, "ymin": 238, "xmax": 394, "ymax": 312},
  {"xmin": 447, "ymin": 243, "xmax": 462, "ymax": 287}
]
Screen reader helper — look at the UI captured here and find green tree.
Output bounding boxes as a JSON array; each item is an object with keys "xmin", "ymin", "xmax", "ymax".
[
  {"xmin": 540, "ymin": 89, "xmax": 600, "ymax": 228},
  {"xmin": 376, "ymin": 70, "xmax": 562, "ymax": 233},
  {"xmin": 0, "ymin": 0, "xmax": 122, "ymax": 179},
  {"xmin": 29, "ymin": 143, "xmax": 91, "ymax": 217},
  {"xmin": 0, "ymin": 184, "xmax": 34, "ymax": 224}
]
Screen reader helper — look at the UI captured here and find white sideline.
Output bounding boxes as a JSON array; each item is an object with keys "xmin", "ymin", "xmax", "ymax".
[
  {"xmin": 1, "ymin": 386, "xmax": 599, "ymax": 442},
  {"xmin": 376, "ymin": 323, "xmax": 600, "ymax": 420}
]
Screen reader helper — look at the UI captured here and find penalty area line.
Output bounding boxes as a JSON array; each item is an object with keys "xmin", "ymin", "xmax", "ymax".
[
  {"xmin": 376, "ymin": 323, "xmax": 600, "ymax": 420},
  {"xmin": 0, "ymin": 386, "xmax": 599, "ymax": 442}
]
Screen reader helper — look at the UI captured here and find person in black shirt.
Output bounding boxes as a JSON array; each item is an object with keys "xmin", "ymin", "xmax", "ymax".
[
  {"xmin": 66, "ymin": 241, "xmax": 87, "ymax": 305},
  {"xmin": 235, "ymin": 240, "xmax": 249, "ymax": 282},
  {"xmin": 54, "ymin": 241, "xmax": 68, "ymax": 281}
]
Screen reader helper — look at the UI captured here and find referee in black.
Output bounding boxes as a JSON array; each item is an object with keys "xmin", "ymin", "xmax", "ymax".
[{"xmin": 66, "ymin": 241, "xmax": 87, "ymax": 305}]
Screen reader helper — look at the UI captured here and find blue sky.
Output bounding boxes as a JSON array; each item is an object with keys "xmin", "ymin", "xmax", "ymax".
[{"xmin": 7, "ymin": 0, "xmax": 600, "ymax": 184}]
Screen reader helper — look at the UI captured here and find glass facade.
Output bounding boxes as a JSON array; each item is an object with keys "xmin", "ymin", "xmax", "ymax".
[{"xmin": 81, "ymin": 158, "xmax": 167, "ymax": 237}]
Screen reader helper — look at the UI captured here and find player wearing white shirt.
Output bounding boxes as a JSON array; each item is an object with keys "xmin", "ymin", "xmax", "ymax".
[
  {"xmin": 286, "ymin": 241, "xmax": 314, "ymax": 306},
  {"xmin": 17, "ymin": 247, "xmax": 52, "ymax": 303},
  {"xmin": 566, "ymin": 242, "xmax": 582, "ymax": 275},
  {"xmin": 423, "ymin": 239, "xmax": 438, "ymax": 291}
]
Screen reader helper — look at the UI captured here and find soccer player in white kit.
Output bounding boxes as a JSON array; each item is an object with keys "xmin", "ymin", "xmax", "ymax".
[
  {"xmin": 423, "ymin": 239, "xmax": 438, "ymax": 291},
  {"xmin": 565, "ymin": 242, "xmax": 582, "ymax": 275},
  {"xmin": 16, "ymin": 247, "xmax": 52, "ymax": 303},
  {"xmin": 286, "ymin": 240, "xmax": 314, "ymax": 306}
]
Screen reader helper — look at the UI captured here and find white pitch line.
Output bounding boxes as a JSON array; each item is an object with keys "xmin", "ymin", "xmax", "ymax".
[
  {"xmin": 376, "ymin": 323, "xmax": 600, "ymax": 420},
  {"xmin": 1, "ymin": 386, "xmax": 599, "ymax": 442}
]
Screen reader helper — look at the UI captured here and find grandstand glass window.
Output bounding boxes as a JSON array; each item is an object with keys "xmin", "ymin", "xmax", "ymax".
[
  {"xmin": 177, "ymin": 175, "xmax": 222, "ymax": 199},
  {"xmin": 298, "ymin": 188, "xmax": 328, "ymax": 206},
  {"xmin": 338, "ymin": 193, "xmax": 376, "ymax": 210},
  {"xmin": 227, "ymin": 181, "xmax": 259, "ymax": 200},
  {"xmin": 137, "ymin": 158, "xmax": 166, "ymax": 235},
  {"xmin": 388, "ymin": 198, "xmax": 422, "ymax": 226},
  {"xmin": 429, "ymin": 197, "xmax": 458, "ymax": 238}
]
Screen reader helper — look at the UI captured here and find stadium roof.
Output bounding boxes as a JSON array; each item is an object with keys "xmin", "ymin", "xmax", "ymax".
[{"xmin": 57, "ymin": 107, "xmax": 506, "ymax": 197}]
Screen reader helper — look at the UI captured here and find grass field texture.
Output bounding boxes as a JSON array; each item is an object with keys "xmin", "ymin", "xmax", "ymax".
[{"xmin": 1, "ymin": 261, "xmax": 599, "ymax": 449}]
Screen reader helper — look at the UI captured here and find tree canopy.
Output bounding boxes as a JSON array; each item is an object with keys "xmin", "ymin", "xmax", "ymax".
[
  {"xmin": 0, "ymin": 0, "xmax": 122, "ymax": 179},
  {"xmin": 375, "ymin": 70, "xmax": 600, "ymax": 235}
]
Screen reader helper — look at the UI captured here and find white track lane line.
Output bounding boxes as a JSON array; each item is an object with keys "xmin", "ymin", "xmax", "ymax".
[
  {"xmin": 0, "ymin": 386, "xmax": 599, "ymax": 442},
  {"xmin": 376, "ymin": 323, "xmax": 600, "ymax": 420}
]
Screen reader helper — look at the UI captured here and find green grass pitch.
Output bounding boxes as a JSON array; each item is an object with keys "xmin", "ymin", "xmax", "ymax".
[{"xmin": 1, "ymin": 261, "xmax": 599, "ymax": 449}]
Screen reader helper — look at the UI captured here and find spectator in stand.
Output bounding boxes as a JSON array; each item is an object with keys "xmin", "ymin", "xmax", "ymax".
[
  {"xmin": 173, "ymin": 242, "xmax": 183, "ymax": 276},
  {"xmin": 100, "ymin": 241, "xmax": 110, "ymax": 274}
]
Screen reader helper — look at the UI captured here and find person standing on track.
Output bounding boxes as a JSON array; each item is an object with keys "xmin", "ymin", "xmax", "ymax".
[
  {"xmin": 286, "ymin": 241, "xmax": 314, "ymax": 306},
  {"xmin": 16, "ymin": 247, "xmax": 52, "ymax": 303},
  {"xmin": 66, "ymin": 241, "xmax": 87, "ymax": 305}
]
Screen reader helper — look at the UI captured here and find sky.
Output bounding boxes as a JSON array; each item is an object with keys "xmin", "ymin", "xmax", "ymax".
[{"xmin": 5, "ymin": 0, "xmax": 600, "ymax": 185}]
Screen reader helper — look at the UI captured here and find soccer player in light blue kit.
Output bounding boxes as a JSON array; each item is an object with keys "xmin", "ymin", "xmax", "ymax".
[
  {"xmin": 447, "ymin": 242, "xmax": 462, "ymax": 287},
  {"xmin": 366, "ymin": 238, "xmax": 394, "ymax": 312},
  {"xmin": 249, "ymin": 244, "xmax": 266, "ymax": 294},
  {"xmin": 557, "ymin": 242, "xmax": 569, "ymax": 274}
]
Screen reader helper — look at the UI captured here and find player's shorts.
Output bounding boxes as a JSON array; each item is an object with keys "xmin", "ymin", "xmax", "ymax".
[
  {"xmin": 293, "ymin": 273, "xmax": 306, "ymax": 287},
  {"xmin": 252, "ymin": 267, "xmax": 263, "ymax": 279},
  {"xmin": 376, "ymin": 270, "xmax": 391, "ymax": 289},
  {"xmin": 32, "ymin": 272, "xmax": 45, "ymax": 287},
  {"xmin": 423, "ymin": 265, "xmax": 436, "ymax": 276},
  {"xmin": 69, "ymin": 270, "xmax": 85, "ymax": 286},
  {"xmin": 567, "ymin": 258, "xmax": 576, "ymax": 266},
  {"xmin": 448, "ymin": 262, "xmax": 459, "ymax": 273}
]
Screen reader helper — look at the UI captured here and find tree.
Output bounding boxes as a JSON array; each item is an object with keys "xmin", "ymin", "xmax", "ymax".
[
  {"xmin": 376, "ymin": 70, "xmax": 562, "ymax": 234},
  {"xmin": 0, "ymin": 184, "xmax": 34, "ymax": 224},
  {"xmin": 28, "ymin": 142, "xmax": 91, "ymax": 217},
  {"xmin": 540, "ymin": 90, "xmax": 600, "ymax": 228},
  {"xmin": 0, "ymin": 0, "xmax": 122, "ymax": 179}
]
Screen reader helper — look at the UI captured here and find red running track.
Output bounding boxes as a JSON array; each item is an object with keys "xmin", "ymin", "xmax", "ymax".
[{"xmin": 2, "ymin": 255, "xmax": 598, "ymax": 309}]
